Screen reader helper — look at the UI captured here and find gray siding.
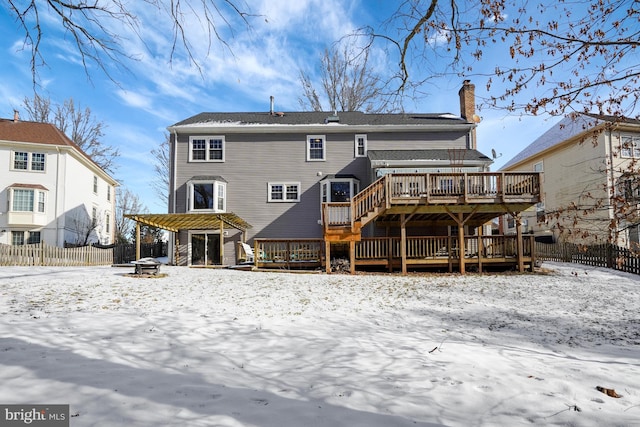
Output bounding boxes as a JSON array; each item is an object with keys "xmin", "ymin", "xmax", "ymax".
[{"xmin": 171, "ymin": 127, "xmax": 473, "ymax": 261}]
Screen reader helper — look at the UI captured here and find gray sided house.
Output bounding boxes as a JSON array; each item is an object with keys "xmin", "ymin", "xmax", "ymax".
[{"xmin": 146, "ymin": 82, "xmax": 541, "ymax": 273}]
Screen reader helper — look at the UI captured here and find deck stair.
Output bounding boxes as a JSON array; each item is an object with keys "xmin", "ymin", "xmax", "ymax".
[{"xmin": 322, "ymin": 175, "xmax": 387, "ymax": 242}]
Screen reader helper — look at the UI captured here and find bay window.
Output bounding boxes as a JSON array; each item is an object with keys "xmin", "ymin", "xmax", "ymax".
[
  {"xmin": 7, "ymin": 185, "xmax": 48, "ymax": 227},
  {"xmin": 188, "ymin": 177, "xmax": 227, "ymax": 212},
  {"xmin": 320, "ymin": 176, "xmax": 360, "ymax": 203}
]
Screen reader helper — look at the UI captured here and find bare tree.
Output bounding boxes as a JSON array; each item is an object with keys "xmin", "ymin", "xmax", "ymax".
[
  {"xmin": 23, "ymin": 94, "xmax": 119, "ymax": 173},
  {"xmin": 6, "ymin": 0, "xmax": 255, "ymax": 85},
  {"xmin": 115, "ymin": 188, "xmax": 146, "ymax": 244},
  {"xmin": 299, "ymin": 42, "xmax": 394, "ymax": 112},
  {"xmin": 150, "ymin": 134, "xmax": 170, "ymax": 207},
  {"xmin": 356, "ymin": 0, "xmax": 640, "ymax": 118}
]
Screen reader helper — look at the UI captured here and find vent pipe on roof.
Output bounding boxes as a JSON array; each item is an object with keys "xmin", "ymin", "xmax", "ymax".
[
  {"xmin": 270, "ymin": 96, "xmax": 274, "ymax": 115},
  {"xmin": 13, "ymin": 110, "xmax": 19, "ymax": 122}
]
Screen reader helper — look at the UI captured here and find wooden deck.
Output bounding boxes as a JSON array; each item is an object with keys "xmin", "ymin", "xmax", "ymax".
[
  {"xmin": 251, "ymin": 172, "xmax": 541, "ymax": 274},
  {"xmin": 253, "ymin": 235, "xmax": 535, "ymax": 273}
]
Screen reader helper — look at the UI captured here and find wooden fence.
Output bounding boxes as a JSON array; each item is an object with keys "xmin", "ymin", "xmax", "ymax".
[
  {"xmin": 535, "ymin": 242, "xmax": 640, "ymax": 275},
  {"xmin": 0, "ymin": 242, "xmax": 114, "ymax": 266}
]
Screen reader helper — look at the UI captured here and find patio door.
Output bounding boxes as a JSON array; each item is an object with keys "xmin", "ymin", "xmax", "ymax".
[{"xmin": 191, "ymin": 233, "xmax": 220, "ymax": 266}]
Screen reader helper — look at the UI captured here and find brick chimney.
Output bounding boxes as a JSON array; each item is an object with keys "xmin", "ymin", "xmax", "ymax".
[
  {"xmin": 458, "ymin": 80, "xmax": 477, "ymax": 149},
  {"xmin": 13, "ymin": 110, "xmax": 19, "ymax": 122},
  {"xmin": 459, "ymin": 80, "xmax": 475, "ymax": 121}
]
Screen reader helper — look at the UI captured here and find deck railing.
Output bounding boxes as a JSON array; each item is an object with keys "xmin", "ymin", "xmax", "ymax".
[
  {"xmin": 253, "ymin": 235, "xmax": 531, "ymax": 269},
  {"xmin": 355, "ymin": 235, "xmax": 528, "ymax": 260},
  {"xmin": 254, "ymin": 239, "xmax": 324, "ymax": 263},
  {"xmin": 323, "ymin": 172, "xmax": 541, "ymax": 227},
  {"xmin": 389, "ymin": 172, "xmax": 540, "ymax": 199}
]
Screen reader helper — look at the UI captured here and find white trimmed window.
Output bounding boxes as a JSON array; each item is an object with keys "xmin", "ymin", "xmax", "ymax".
[
  {"xmin": 189, "ymin": 136, "xmax": 225, "ymax": 162},
  {"xmin": 93, "ymin": 176, "xmax": 98, "ymax": 194},
  {"xmin": 320, "ymin": 177, "xmax": 359, "ymax": 203},
  {"xmin": 14, "ymin": 152, "xmax": 28, "ymax": 169},
  {"xmin": 12, "ymin": 151, "xmax": 46, "ymax": 171},
  {"xmin": 27, "ymin": 231, "xmax": 41, "ymax": 244},
  {"xmin": 11, "ymin": 231, "xmax": 25, "ymax": 246},
  {"xmin": 10, "ymin": 187, "xmax": 47, "ymax": 213},
  {"xmin": 188, "ymin": 179, "xmax": 227, "ymax": 212},
  {"xmin": 620, "ymin": 134, "xmax": 640, "ymax": 158},
  {"xmin": 306, "ymin": 135, "xmax": 326, "ymax": 161},
  {"xmin": 31, "ymin": 153, "xmax": 45, "ymax": 171},
  {"xmin": 11, "ymin": 231, "xmax": 41, "ymax": 245},
  {"xmin": 355, "ymin": 134, "xmax": 367, "ymax": 157},
  {"xmin": 268, "ymin": 182, "xmax": 300, "ymax": 202},
  {"xmin": 618, "ymin": 175, "xmax": 640, "ymax": 201}
]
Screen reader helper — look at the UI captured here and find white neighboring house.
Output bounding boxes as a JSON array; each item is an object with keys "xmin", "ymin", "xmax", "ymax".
[{"xmin": 0, "ymin": 113, "xmax": 118, "ymax": 246}]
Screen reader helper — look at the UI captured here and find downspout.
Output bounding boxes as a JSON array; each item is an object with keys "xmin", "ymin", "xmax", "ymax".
[
  {"xmin": 607, "ymin": 128, "xmax": 617, "ymax": 244},
  {"xmin": 172, "ymin": 130, "xmax": 178, "ymax": 214},
  {"xmin": 55, "ymin": 146, "xmax": 61, "ymax": 246},
  {"xmin": 172, "ymin": 130, "xmax": 179, "ymax": 265}
]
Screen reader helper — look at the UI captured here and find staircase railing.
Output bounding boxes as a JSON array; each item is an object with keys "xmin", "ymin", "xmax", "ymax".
[
  {"xmin": 352, "ymin": 175, "xmax": 388, "ymax": 224},
  {"xmin": 322, "ymin": 175, "xmax": 388, "ymax": 229}
]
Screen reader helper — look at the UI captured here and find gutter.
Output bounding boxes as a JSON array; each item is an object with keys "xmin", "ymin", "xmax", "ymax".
[{"xmin": 166, "ymin": 123, "xmax": 475, "ymax": 134}]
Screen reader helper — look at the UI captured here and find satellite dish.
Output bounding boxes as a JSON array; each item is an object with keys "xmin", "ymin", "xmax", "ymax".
[
  {"xmin": 491, "ymin": 149, "xmax": 502, "ymax": 159},
  {"xmin": 472, "ymin": 114, "xmax": 481, "ymax": 123}
]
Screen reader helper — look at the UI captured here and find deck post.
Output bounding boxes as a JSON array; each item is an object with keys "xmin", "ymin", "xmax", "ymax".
[
  {"xmin": 349, "ymin": 240, "xmax": 356, "ymax": 275},
  {"xmin": 448, "ymin": 235, "xmax": 453, "ymax": 273},
  {"xmin": 516, "ymin": 215, "xmax": 524, "ymax": 272},
  {"xmin": 477, "ymin": 225, "xmax": 484, "ymax": 273},
  {"xmin": 219, "ymin": 221, "xmax": 224, "ymax": 265},
  {"xmin": 325, "ymin": 240, "xmax": 331, "ymax": 273},
  {"xmin": 400, "ymin": 213, "xmax": 407, "ymax": 275},
  {"xmin": 387, "ymin": 237, "xmax": 394, "ymax": 272},
  {"xmin": 530, "ymin": 235, "xmax": 536, "ymax": 271},
  {"xmin": 135, "ymin": 222, "xmax": 141, "ymax": 260},
  {"xmin": 458, "ymin": 212, "xmax": 466, "ymax": 274}
]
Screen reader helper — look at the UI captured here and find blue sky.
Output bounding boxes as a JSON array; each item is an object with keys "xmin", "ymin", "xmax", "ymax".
[{"xmin": 0, "ymin": 0, "xmax": 557, "ymax": 213}]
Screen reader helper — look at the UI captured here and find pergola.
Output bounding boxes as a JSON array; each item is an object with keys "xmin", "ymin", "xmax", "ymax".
[{"xmin": 124, "ymin": 213, "xmax": 252, "ymax": 263}]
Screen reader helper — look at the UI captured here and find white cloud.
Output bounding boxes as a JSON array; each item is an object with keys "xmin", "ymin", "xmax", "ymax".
[{"xmin": 115, "ymin": 89, "xmax": 152, "ymax": 109}]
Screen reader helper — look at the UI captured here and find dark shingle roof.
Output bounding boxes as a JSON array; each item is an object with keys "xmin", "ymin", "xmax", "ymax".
[
  {"xmin": 171, "ymin": 111, "xmax": 469, "ymax": 127},
  {"xmin": 368, "ymin": 149, "xmax": 491, "ymax": 162}
]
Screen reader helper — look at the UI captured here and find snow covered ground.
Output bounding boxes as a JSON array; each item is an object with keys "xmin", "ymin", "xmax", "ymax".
[{"xmin": 0, "ymin": 262, "xmax": 638, "ymax": 426}]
